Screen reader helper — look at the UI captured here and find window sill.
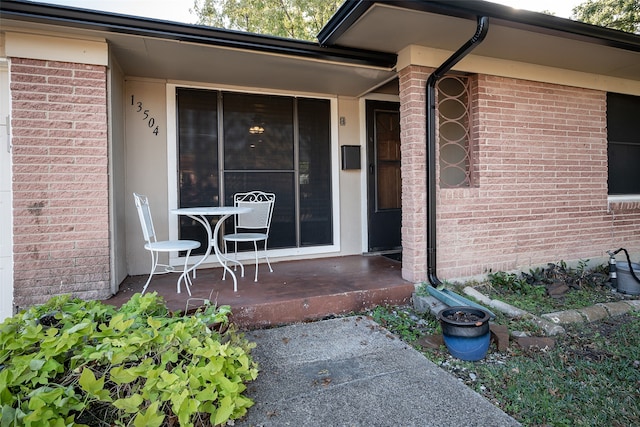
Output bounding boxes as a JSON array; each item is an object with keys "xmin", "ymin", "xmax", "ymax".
[{"xmin": 608, "ymin": 195, "xmax": 640, "ymax": 212}]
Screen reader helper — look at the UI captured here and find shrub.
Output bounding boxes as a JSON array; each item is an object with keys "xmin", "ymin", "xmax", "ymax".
[{"xmin": 0, "ymin": 293, "xmax": 258, "ymax": 426}]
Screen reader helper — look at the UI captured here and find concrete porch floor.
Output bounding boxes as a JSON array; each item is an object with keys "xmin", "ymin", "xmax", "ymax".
[{"xmin": 105, "ymin": 255, "xmax": 415, "ymax": 329}]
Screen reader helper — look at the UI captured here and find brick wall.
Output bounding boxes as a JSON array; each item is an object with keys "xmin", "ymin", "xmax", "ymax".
[
  {"xmin": 400, "ymin": 67, "xmax": 640, "ymax": 282},
  {"xmin": 398, "ymin": 65, "xmax": 431, "ymax": 282},
  {"xmin": 10, "ymin": 57, "xmax": 111, "ymax": 310}
]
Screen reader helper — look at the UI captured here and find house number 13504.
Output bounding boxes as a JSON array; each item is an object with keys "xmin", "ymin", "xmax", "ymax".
[{"xmin": 131, "ymin": 95, "xmax": 160, "ymax": 136}]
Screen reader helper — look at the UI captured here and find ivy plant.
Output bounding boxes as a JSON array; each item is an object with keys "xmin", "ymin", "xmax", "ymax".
[{"xmin": 0, "ymin": 292, "xmax": 258, "ymax": 426}]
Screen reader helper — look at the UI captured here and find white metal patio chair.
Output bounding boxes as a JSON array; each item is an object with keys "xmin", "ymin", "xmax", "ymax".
[
  {"xmin": 133, "ymin": 193, "xmax": 200, "ymax": 295},
  {"xmin": 222, "ymin": 191, "xmax": 275, "ymax": 282}
]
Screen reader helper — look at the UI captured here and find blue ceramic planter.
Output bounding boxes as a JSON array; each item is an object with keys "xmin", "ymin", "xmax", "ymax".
[
  {"xmin": 442, "ymin": 332, "xmax": 491, "ymax": 361},
  {"xmin": 438, "ymin": 306, "xmax": 492, "ymax": 361}
]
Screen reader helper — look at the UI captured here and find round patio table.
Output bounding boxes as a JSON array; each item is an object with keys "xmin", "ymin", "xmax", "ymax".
[{"xmin": 171, "ymin": 206, "xmax": 251, "ymax": 292}]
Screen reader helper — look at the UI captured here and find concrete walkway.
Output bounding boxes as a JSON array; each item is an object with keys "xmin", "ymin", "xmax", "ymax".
[{"xmin": 236, "ymin": 316, "xmax": 520, "ymax": 427}]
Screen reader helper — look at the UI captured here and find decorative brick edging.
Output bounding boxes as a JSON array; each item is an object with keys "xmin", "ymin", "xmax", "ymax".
[{"xmin": 539, "ymin": 300, "xmax": 638, "ymax": 325}]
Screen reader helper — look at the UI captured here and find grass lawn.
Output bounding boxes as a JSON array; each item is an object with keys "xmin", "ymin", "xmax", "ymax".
[{"xmin": 366, "ymin": 262, "xmax": 640, "ymax": 427}]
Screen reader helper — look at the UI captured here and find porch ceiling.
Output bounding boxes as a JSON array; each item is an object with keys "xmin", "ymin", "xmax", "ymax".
[
  {"xmin": 106, "ymin": 33, "xmax": 397, "ymax": 96},
  {"xmin": 324, "ymin": 2, "xmax": 640, "ymax": 82}
]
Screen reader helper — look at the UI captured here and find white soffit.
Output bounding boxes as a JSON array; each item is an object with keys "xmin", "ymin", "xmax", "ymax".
[
  {"xmin": 333, "ymin": 4, "xmax": 640, "ymax": 82},
  {"xmin": 109, "ymin": 34, "xmax": 396, "ymax": 96}
]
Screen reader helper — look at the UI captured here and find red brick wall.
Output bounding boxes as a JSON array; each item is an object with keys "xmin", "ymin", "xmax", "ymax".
[
  {"xmin": 400, "ymin": 67, "xmax": 640, "ymax": 282},
  {"xmin": 10, "ymin": 57, "xmax": 111, "ymax": 309}
]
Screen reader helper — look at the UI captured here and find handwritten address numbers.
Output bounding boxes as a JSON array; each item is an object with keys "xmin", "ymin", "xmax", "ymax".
[{"xmin": 131, "ymin": 95, "xmax": 159, "ymax": 136}]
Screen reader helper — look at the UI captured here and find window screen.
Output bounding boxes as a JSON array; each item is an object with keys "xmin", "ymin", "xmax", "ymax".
[
  {"xmin": 607, "ymin": 93, "xmax": 640, "ymax": 195},
  {"xmin": 177, "ymin": 88, "xmax": 333, "ymax": 252}
]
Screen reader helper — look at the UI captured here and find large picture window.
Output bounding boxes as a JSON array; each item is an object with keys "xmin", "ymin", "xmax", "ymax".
[
  {"xmin": 607, "ymin": 92, "xmax": 640, "ymax": 195},
  {"xmin": 176, "ymin": 88, "xmax": 333, "ymax": 254}
]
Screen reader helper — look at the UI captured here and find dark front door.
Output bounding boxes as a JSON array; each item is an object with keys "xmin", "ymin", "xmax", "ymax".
[{"xmin": 366, "ymin": 100, "xmax": 401, "ymax": 253}]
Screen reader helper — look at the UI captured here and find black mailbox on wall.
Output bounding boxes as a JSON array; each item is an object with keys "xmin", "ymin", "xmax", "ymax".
[{"xmin": 341, "ymin": 145, "xmax": 361, "ymax": 170}]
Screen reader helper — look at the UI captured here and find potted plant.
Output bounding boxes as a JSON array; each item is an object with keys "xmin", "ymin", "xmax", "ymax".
[{"xmin": 437, "ymin": 306, "xmax": 491, "ymax": 361}]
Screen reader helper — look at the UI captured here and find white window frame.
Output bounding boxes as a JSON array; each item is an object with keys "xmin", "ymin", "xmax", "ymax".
[{"xmin": 166, "ymin": 83, "xmax": 341, "ymax": 267}]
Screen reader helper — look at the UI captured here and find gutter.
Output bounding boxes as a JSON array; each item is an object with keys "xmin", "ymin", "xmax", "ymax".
[{"xmin": 425, "ymin": 15, "xmax": 489, "ymax": 286}]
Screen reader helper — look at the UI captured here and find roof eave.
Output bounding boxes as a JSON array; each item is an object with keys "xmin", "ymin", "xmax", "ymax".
[
  {"xmin": 0, "ymin": 0, "xmax": 397, "ymax": 69},
  {"xmin": 319, "ymin": 0, "xmax": 640, "ymax": 53}
]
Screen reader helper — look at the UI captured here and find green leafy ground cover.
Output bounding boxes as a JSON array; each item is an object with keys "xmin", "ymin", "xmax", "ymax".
[
  {"xmin": 0, "ymin": 293, "xmax": 258, "ymax": 427},
  {"xmin": 367, "ymin": 263, "xmax": 640, "ymax": 427}
]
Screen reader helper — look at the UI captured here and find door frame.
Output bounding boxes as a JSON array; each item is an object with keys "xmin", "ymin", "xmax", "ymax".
[
  {"xmin": 362, "ymin": 96, "xmax": 402, "ymax": 254},
  {"xmin": 0, "ymin": 59, "xmax": 14, "ymax": 321},
  {"xmin": 166, "ymin": 83, "xmax": 342, "ymax": 266}
]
